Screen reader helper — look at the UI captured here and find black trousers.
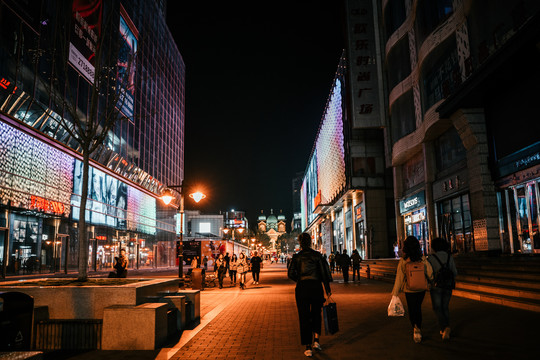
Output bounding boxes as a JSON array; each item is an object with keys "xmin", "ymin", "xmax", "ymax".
[
  {"xmin": 295, "ymin": 280, "xmax": 324, "ymax": 345},
  {"xmin": 229, "ymin": 270, "xmax": 237, "ymax": 283},
  {"xmin": 405, "ymin": 291, "xmax": 426, "ymax": 328},
  {"xmin": 352, "ymin": 265, "xmax": 360, "ymax": 281},
  {"xmin": 342, "ymin": 265, "xmax": 349, "ymax": 282},
  {"xmin": 252, "ymin": 270, "xmax": 260, "ymax": 282}
]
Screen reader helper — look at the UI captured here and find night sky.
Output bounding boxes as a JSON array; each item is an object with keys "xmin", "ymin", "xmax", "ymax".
[{"xmin": 165, "ymin": 1, "xmax": 346, "ymax": 227}]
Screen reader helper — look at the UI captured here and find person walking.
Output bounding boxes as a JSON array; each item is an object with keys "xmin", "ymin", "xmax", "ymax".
[
  {"xmin": 328, "ymin": 252, "xmax": 335, "ymax": 273},
  {"xmin": 202, "ymin": 255, "xmax": 208, "ymax": 271},
  {"xmin": 392, "ymin": 236, "xmax": 433, "ymax": 343},
  {"xmin": 351, "ymin": 249, "xmax": 362, "ymax": 282},
  {"xmin": 335, "ymin": 251, "xmax": 342, "ymax": 273},
  {"xmin": 340, "ymin": 249, "xmax": 351, "ymax": 283},
  {"xmin": 215, "ymin": 253, "xmax": 227, "ymax": 289},
  {"xmin": 229, "ymin": 253, "xmax": 238, "ymax": 285},
  {"xmin": 288, "ymin": 233, "xmax": 332, "ymax": 357},
  {"xmin": 428, "ymin": 237, "xmax": 457, "ymax": 340},
  {"xmin": 238, "ymin": 252, "xmax": 249, "ymax": 289},
  {"xmin": 250, "ymin": 251, "xmax": 263, "ymax": 285}
]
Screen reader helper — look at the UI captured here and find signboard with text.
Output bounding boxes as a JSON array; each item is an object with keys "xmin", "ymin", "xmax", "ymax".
[{"xmin": 345, "ymin": 0, "xmax": 382, "ymax": 128}]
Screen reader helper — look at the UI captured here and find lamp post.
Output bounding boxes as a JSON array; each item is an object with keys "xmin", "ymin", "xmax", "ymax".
[{"xmin": 161, "ymin": 182, "xmax": 206, "ymax": 278}]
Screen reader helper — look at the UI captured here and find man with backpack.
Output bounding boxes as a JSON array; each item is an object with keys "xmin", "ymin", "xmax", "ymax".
[{"xmin": 428, "ymin": 237, "xmax": 458, "ymax": 341}]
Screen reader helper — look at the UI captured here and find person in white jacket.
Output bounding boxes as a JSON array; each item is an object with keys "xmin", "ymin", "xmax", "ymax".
[
  {"xmin": 392, "ymin": 236, "xmax": 433, "ymax": 343},
  {"xmin": 237, "ymin": 252, "xmax": 249, "ymax": 290}
]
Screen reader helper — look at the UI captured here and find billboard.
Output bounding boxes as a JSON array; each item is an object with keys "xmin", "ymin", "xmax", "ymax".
[
  {"xmin": 117, "ymin": 6, "xmax": 138, "ymax": 121},
  {"xmin": 69, "ymin": 0, "xmax": 102, "ymax": 83},
  {"xmin": 72, "ymin": 159, "xmax": 128, "ymax": 227},
  {"xmin": 345, "ymin": 0, "xmax": 383, "ymax": 128}
]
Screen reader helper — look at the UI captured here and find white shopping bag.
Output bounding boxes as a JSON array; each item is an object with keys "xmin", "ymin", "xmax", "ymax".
[{"xmin": 388, "ymin": 295, "xmax": 405, "ymax": 317}]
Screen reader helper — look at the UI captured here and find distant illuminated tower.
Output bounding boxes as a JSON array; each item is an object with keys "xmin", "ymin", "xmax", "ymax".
[{"xmin": 257, "ymin": 209, "xmax": 286, "ymax": 252}]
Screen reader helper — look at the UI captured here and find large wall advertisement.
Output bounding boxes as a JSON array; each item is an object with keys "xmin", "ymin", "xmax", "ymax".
[
  {"xmin": 69, "ymin": 0, "xmax": 103, "ymax": 83},
  {"xmin": 300, "ymin": 77, "xmax": 346, "ymax": 231},
  {"xmin": 0, "ymin": 121, "xmax": 74, "ymax": 216},
  {"xmin": 72, "ymin": 159, "xmax": 158, "ymax": 235},
  {"xmin": 117, "ymin": 6, "xmax": 138, "ymax": 122}
]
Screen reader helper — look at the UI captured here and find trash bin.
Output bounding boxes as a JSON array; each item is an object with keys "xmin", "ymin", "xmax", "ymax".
[
  {"xmin": 0, "ymin": 291, "xmax": 34, "ymax": 350},
  {"xmin": 191, "ymin": 268, "xmax": 205, "ymax": 290}
]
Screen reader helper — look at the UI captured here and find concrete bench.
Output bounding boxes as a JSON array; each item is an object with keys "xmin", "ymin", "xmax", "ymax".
[
  {"xmin": 101, "ymin": 303, "xmax": 167, "ymax": 350},
  {"xmin": 175, "ymin": 290, "xmax": 200, "ymax": 324}
]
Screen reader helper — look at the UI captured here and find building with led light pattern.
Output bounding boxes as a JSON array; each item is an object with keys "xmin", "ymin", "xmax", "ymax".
[
  {"xmin": 0, "ymin": 0, "xmax": 184, "ymax": 275},
  {"xmin": 300, "ymin": 51, "xmax": 395, "ymax": 258}
]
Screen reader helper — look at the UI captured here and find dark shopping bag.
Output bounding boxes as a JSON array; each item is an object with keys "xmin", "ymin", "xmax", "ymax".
[{"xmin": 323, "ymin": 297, "xmax": 339, "ymax": 335}]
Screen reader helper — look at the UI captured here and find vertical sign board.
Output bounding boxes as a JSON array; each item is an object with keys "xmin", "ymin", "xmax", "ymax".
[
  {"xmin": 117, "ymin": 6, "xmax": 138, "ymax": 122},
  {"xmin": 345, "ymin": 0, "xmax": 382, "ymax": 128},
  {"xmin": 69, "ymin": 0, "xmax": 103, "ymax": 83}
]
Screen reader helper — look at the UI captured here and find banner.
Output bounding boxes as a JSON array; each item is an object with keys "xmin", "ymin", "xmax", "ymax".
[
  {"xmin": 117, "ymin": 6, "xmax": 138, "ymax": 122},
  {"xmin": 69, "ymin": 0, "xmax": 102, "ymax": 83}
]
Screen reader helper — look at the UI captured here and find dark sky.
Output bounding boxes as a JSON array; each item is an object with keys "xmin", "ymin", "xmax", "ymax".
[{"xmin": 165, "ymin": 1, "xmax": 346, "ymax": 227}]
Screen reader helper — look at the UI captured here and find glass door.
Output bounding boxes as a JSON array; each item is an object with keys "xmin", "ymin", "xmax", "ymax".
[
  {"xmin": 515, "ymin": 186, "xmax": 531, "ymax": 253},
  {"xmin": 528, "ymin": 182, "xmax": 540, "ymax": 253}
]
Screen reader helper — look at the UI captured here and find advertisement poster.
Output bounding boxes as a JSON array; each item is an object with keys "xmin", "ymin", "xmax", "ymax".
[
  {"xmin": 69, "ymin": 0, "xmax": 102, "ymax": 83},
  {"xmin": 117, "ymin": 6, "xmax": 138, "ymax": 122},
  {"xmin": 72, "ymin": 160, "xmax": 128, "ymax": 227}
]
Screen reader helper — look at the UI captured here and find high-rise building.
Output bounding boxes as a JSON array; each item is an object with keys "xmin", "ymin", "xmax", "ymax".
[
  {"xmin": 380, "ymin": 0, "xmax": 540, "ymax": 254},
  {"xmin": 0, "ymin": 0, "xmax": 185, "ymax": 274}
]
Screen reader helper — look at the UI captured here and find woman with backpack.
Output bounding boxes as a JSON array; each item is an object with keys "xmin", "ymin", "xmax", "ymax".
[
  {"xmin": 428, "ymin": 237, "xmax": 458, "ymax": 340},
  {"xmin": 391, "ymin": 236, "xmax": 433, "ymax": 343}
]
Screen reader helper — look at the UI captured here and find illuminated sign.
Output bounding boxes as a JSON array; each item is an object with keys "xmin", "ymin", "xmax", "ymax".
[
  {"xmin": 355, "ymin": 204, "xmax": 363, "ymax": 221},
  {"xmin": 30, "ymin": 195, "xmax": 65, "ymax": 215},
  {"xmin": 96, "ymin": 236, "xmax": 107, "ymax": 240},
  {"xmin": 399, "ymin": 191, "xmax": 426, "ymax": 214},
  {"xmin": 411, "ymin": 212, "xmax": 426, "ymax": 223}
]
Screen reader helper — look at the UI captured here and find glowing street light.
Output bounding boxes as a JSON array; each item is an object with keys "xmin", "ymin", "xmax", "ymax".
[{"xmin": 161, "ymin": 183, "xmax": 206, "ymax": 278}]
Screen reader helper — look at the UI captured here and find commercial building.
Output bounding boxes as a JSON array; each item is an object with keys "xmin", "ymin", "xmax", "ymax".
[
  {"xmin": 0, "ymin": 0, "xmax": 185, "ymax": 275},
  {"xmin": 300, "ymin": 43, "xmax": 395, "ymax": 258},
  {"xmin": 381, "ymin": 0, "xmax": 540, "ymax": 254}
]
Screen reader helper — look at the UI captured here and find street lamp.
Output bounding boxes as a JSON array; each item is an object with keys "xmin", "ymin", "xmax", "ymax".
[{"xmin": 161, "ymin": 182, "xmax": 206, "ymax": 278}]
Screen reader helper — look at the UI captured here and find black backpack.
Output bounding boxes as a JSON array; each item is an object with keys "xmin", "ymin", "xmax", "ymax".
[{"xmin": 432, "ymin": 253, "xmax": 455, "ymax": 290}]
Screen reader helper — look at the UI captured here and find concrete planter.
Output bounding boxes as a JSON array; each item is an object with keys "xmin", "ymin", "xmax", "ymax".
[{"xmin": 0, "ymin": 278, "xmax": 179, "ymax": 319}]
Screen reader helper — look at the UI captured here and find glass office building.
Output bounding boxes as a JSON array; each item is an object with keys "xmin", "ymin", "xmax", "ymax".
[{"xmin": 0, "ymin": 0, "xmax": 184, "ymax": 275}]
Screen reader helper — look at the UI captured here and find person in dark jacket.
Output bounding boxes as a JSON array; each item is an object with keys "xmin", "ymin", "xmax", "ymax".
[
  {"xmin": 351, "ymin": 249, "xmax": 362, "ymax": 281},
  {"xmin": 288, "ymin": 233, "xmax": 332, "ymax": 357},
  {"xmin": 250, "ymin": 251, "xmax": 263, "ymax": 284},
  {"xmin": 428, "ymin": 237, "xmax": 457, "ymax": 340},
  {"xmin": 340, "ymin": 249, "xmax": 351, "ymax": 283}
]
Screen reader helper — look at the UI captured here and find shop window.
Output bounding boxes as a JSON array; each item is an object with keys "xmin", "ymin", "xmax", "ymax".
[
  {"xmin": 421, "ymin": 41, "xmax": 460, "ymax": 111},
  {"xmin": 435, "ymin": 127, "xmax": 466, "ymax": 173},
  {"xmin": 353, "ymin": 157, "xmax": 376, "ymax": 176},
  {"xmin": 415, "ymin": 0, "xmax": 454, "ymax": 46},
  {"xmin": 384, "ymin": 0, "xmax": 407, "ymax": 40},
  {"xmin": 437, "ymin": 194, "xmax": 473, "ymax": 253},
  {"xmin": 390, "ymin": 91, "xmax": 415, "ymax": 144},
  {"xmin": 387, "ymin": 37, "xmax": 411, "ymax": 90}
]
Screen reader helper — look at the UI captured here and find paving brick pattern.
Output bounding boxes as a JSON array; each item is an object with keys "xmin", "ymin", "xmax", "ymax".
[{"xmin": 170, "ymin": 264, "xmax": 540, "ymax": 360}]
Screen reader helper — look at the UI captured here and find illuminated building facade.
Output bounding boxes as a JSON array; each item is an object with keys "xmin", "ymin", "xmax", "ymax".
[
  {"xmin": 381, "ymin": 0, "xmax": 540, "ymax": 254},
  {"xmin": 0, "ymin": 0, "xmax": 184, "ymax": 275},
  {"xmin": 300, "ymin": 48, "xmax": 395, "ymax": 259}
]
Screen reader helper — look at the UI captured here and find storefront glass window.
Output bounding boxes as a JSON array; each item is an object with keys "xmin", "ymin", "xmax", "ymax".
[
  {"xmin": 527, "ymin": 182, "xmax": 540, "ymax": 251},
  {"xmin": 437, "ymin": 193, "xmax": 473, "ymax": 253},
  {"xmin": 516, "ymin": 187, "xmax": 531, "ymax": 252}
]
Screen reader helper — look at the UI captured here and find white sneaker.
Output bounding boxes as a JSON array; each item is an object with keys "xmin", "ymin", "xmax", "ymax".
[
  {"xmin": 304, "ymin": 349, "xmax": 313, "ymax": 357},
  {"xmin": 313, "ymin": 342, "xmax": 322, "ymax": 351},
  {"xmin": 413, "ymin": 326, "xmax": 422, "ymax": 343}
]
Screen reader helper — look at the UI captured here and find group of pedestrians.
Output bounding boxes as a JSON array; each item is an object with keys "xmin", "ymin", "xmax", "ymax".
[
  {"xmin": 392, "ymin": 235, "xmax": 457, "ymax": 343},
  {"xmin": 287, "ymin": 232, "xmax": 457, "ymax": 357},
  {"xmin": 328, "ymin": 248, "xmax": 363, "ymax": 283},
  {"xmin": 192, "ymin": 251, "xmax": 264, "ymax": 289}
]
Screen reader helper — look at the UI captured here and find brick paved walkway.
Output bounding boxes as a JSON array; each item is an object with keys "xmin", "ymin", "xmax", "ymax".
[{"xmin": 160, "ymin": 263, "xmax": 539, "ymax": 360}]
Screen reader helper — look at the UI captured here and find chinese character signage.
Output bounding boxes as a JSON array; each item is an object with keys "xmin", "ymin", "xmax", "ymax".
[
  {"xmin": 69, "ymin": 0, "xmax": 102, "ymax": 83},
  {"xmin": 345, "ymin": 0, "xmax": 382, "ymax": 128}
]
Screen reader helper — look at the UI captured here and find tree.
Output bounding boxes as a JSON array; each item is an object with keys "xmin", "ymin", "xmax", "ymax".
[
  {"xmin": 255, "ymin": 231, "xmax": 271, "ymax": 249},
  {"xmin": 277, "ymin": 229, "xmax": 301, "ymax": 254},
  {"xmin": 39, "ymin": 4, "xmax": 135, "ymax": 281}
]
